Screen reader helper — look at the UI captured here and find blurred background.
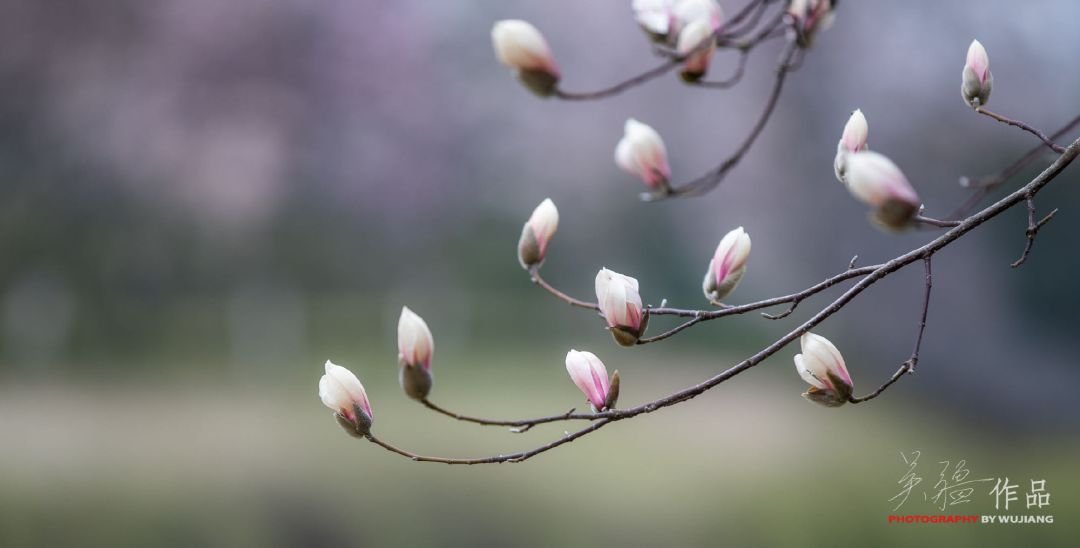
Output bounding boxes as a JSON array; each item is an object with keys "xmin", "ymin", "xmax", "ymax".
[{"xmin": 1, "ymin": 1, "xmax": 1078, "ymax": 546}]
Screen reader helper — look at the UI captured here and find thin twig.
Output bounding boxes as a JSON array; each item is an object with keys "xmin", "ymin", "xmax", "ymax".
[
  {"xmin": 636, "ymin": 314, "xmax": 705, "ymax": 344},
  {"xmin": 719, "ymin": 0, "xmax": 774, "ymax": 40},
  {"xmin": 912, "ymin": 215, "xmax": 961, "ymax": 228},
  {"xmin": 950, "ymin": 113, "xmax": 1080, "ymax": 220},
  {"xmin": 1011, "ymin": 196, "xmax": 1058, "ymax": 268},
  {"xmin": 975, "ymin": 107, "xmax": 1065, "ymax": 153},
  {"xmin": 693, "ymin": 50, "xmax": 750, "ymax": 89},
  {"xmin": 692, "ymin": 11, "xmax": 786, "ymax": 91},
  {"xmin": 420, "ymin": 399, "xmax": 596, "ymax": 430},
  {"xmin": 653, "ymin": 39, "xmax": 799, "ymax": 200},
  {"xmin": 532, "ymin": 262, "xmax": 881, "ymax": 322},
  {"xmin": 553, "ymin": 60, "xmax": 681, "ymax": 101},
  {"xmin": 553, "ymin": 0, "xmax": 776, "ymax": 101},
  {"xmin": 850, "ymin": 256, "xmax": 932, "ymax": 403},
  {"xmin": 364, "ymin": 421, "xmax": 611, "ymax": 465},
  {"xmin": 530, "ymin": 267, "xmax": 599, "ymax": 310},
  {"xmin": 848, "ymin": 363, "xmax": 909, "ymax": 404}
]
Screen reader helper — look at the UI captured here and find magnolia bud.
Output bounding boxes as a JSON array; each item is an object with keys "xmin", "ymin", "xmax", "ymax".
[
  {"xmin": 671, "ymin": 0, "xmax": 724, "ymax": 35},
  {"xmin": 793, "ymin": 332, "xmax": 853, "ymax": 407},
  {"xmin": 787, "ymin": 0, "xmax": 834, "ymax": 48},
  {"xmin": 517, "ymin": 198, "xmax": 559, "ymax": 269},
  {"xmin": 565, "ymin": 350, "xmax": 618, "ymax": 411},
  {"xmin": 595, "ymin": 268, "xmax": 646, "ymax": 346},
  {"xmin": 961, "ymin": 39, "xmax": 992, "ymax": 107},
  {"xmin": 397, "ymin": 306, "xmax": 434, "ymax": 400},
  {"xmin": 676, "ymin": 18, "xmax": 716, "ymax": 82},
  {"xmin": 703, "ymin": 227, "xmax": 751, "ymax": 303},
  {"xmin": 843, "ymin": 151, "xmax": 921, "ymax": 230},
  {"xmin": 319, "ymin": 360, "xmax": 373, "ymax": 436},
  {"xmin": 615, "ymin": 119, "xmax": 671, "ymax": 190},
  {"xmin": 834, "ymin": 109, "xmax": 868, "ymax": 183},
  {"xmin": 633, "ymin": 0, "xmax": 722, "ymax": 44},
  {"xmin": 491, "ymin": 20, "xmax": 561, "ymax": 97},
  {"xmin": 632, "ymin": 0, "xmax": 675, "ymax": 42}
]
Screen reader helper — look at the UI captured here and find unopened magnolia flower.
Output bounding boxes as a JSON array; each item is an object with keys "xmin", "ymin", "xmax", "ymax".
[
  {"xmin": 595, "ymin": 268, "xmax": 646, "ymax": 346},
  {"xmin": 844, "ymin": 151, "xmax": 921, "ymax": 230},
  {"xmin": 615, "ymin": 119, "xmax": 671, "ymax": 190},
  {"xmin": 671, "ymin": 0, "xmax": 724, "ymax": 34},
  {"xmin": 676, "ymin": 18, "xmax": 716, "ymax": 82},
  {"xmin": 517, "ymin": 198, "xmax": 559, "ymax": 269},
  {"xmin": 398, "ymin": 306, "xmax": 434, "ymax": 400},
  {"xmin": 565, "ymin": 349, "xmax": 620, "ymax": 411},
  {"xmin": 787, "ymin": 0, "xmax": 834, "ymax": 48},
  {"xmin": 961, "ymin": 39, "xmax": 992, "ymax": 107},
  {"xmin": 703, "ymin": 227, "xmax": 751, "ymax": 303},
  {"xmin": 633, "ymin": 0, "xmax": 675, "ymax": 40},
  {"xmin": 633, "ymin": 0, "xmax": 722, "ymax": 43},
  {"xmin": 794, "ymin": 332, "xmax": 853, "ymax": 407},
  {"xmin": 319, "ymin": 360, "xmax": 374, "ymax": 436},
  {"xmin": 491, "ymin": 20, "xmax": 560, "ymax": 97},
  {"xmin": 834, "ymin": 109, "xmax": 869, "ymax": 183}
]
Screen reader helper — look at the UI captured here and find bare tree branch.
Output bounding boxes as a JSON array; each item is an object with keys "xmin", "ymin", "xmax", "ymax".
[
  {"xmin": 912, "ymin": 215, "xmax": 962, "ymax": 228},
  {"xmin": 1011, "ymin": 196, "xmax": 1058, "ymax": 268},
  {"xmin": 950, "ymin": 113, "xmax": 1080, "ymax": 220},
  {"xmin": 364, "ymin": 420, "xmax": 612, "ymax": 465},
  {"xmin": 648, "ymin": 40, "xmax": 799, "ymax": 200},
  {"xmin": 552, "ymin": 0, "xmax": 776, "ymax": 101},
  {"xmin": 850, "ymin": 256, "xmax": 932, "ymax": 403},
  {"xmin": 365, "ymin": 140, "xmax": 1080, "ymax": 464},
  {"xmin": 692, "ymin": 49, "xmax": 750, "ymax": 89},
  {"xmin": 976, "ymin": 107, "xmax": 1065, "ymax": 153},
  {"xmin": 529, "ymin": 268, "xmax": 599, "ymax": 310},
  {"xmin": 419, "ymin": 399, "xmax": 598, "ymax": 431}
]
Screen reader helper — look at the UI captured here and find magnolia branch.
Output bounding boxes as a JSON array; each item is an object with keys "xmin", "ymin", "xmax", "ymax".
[
  {"xmin": 691, "ymin": 7, "xmax": 788, "ymax": 89},
  {"xmin": 652, "ymin": 41, "xmax": 799, "ymax": 200},
  {"xmin": 363, "ymin": 140, "xmax": 1079, "ymax": 464},
  {"xmin": 334, "ymin": 7, "xmax": 1080, "ymax": 467},
  {"xmin": 723, "ymin": 0, "xmax": 776, "ymax": 38},
  {"xmin": 1011, "ymin": 196, "xmax": 1057, "ymax": 268},
  {"xmin": 364, "ymin": 420, "xmax": 612, "ymax": 465},
  {"xmin": 518, "ymin": 1, "xmax": 801, "ymax": 201},
  {"xmin": 692, "ymin": 47, "xmax": 749, "ymax": 89},
  {"xmin": 975, "ymin": 107, "xmax": 1065, "ymax": 153},
  {"xmin": 553, "ymin": 0, "xmax": 778, "ymax": 101},
  {"xmin": 531, "ymin": 262, "xmax": 882, "ymax": 325},
  {"xmin": 420, "ymin": 398, "xmax": 595, "ymax": 432},
  {"xmin": 529, "ymin": 267, "xmax": 597, "ymax": 310},
  {"xmin": 850, "ymin": 257, "xmax": 932, "ymax": 403},
  {"xmin": 951, "ymin": 112, "xmax": 1080, "ymax": 220}
]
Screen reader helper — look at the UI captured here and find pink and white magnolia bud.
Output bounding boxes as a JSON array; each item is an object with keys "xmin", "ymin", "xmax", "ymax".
[
  {"xmin": 787, "ymin": 0, "xmax": 834, "ymax": 48},
  {"xmin": 633, "ymin": 0, "xmax": 675, "ymax": 41},
  {"xmin": 844, "ymin": 151, "xmax": 921, "ymax": 230},
  {"xmin": 595, "ymin": 268, "xmax": 646, "ymax": 346},
  {"xmin": 491, "ymin": 20, "xmax": 561, "ymax": 97},
  {"xmin": 517, "ymin": 198, "xmax": 559, "ymax": 269},
  {"xmin": 676, "ymin": 18, "xmax": 716, "ymax": 82},
  {"xmin": 615, "ymin": 119, "xmax": 671, "ymax": 190},
  {"xmin": 834, "ymin": 109, "xmax": 869, "ymax": 183},
  {"xmin": 633, "ymin": 0, "xmax": 722, "ymax": 43},
  {"xmin": 961, "ymin": 39, "xmax": 992, "ymax": 107},
  {"xmin": 397, "ymin": 306, "xmax": 434, "ymax": 400},
  {"xmin": 703, "ymin": 226, "xmax": 751, "ymax": 303},
  {"xmin": 672, "ymin": 0, "xmax": 724, "ymax": 35},
  {"xmin": 793, "ymin": 332, "xmax": 853, "ymax": 407},
  {"xmin": 565, "ymin": 349, "xmax": 619, "ymax": 411},
  {"xmin": 319, "ymin": 360, "xmax": 373, "ymax": 436}
]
